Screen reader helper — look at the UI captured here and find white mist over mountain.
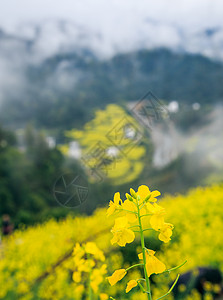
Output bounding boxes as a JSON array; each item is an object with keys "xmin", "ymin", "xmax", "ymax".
[{"xmin": 0, "ymin": 0, "xmax": 223, "ymax": 60}]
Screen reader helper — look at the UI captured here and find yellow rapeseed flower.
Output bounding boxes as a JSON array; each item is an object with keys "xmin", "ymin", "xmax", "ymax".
[
  {"xmin": 203, "ymin": 281, "xmax": 213, "ymax": 292},
  {"xmin": 111, "ymin": 216, "xmax": 135, "ymax": 247},
  {"xmin": 85, "ymin": 242, "xmax": 105, "ymax": 261},
  {"xmin": 137, "ymin": 185, "xmax": 161, "ymax": 202},
  {"xmin": 107, "ymin": 192, "xmax": 122, "ymax": 217},
  {"xmin": 138, "ymin": 249, "xmax": 166, "ymax": 277},
  {"xmin": 121, "ymin": 200, "xmax": 138, "ymax": 223},
  {"xmin": 158, "ymin": 223, "xmax": 174, "ymax": 243},
  {"xmin": 107, "ymin": 269, "xmax": 127, "ymax": 286},
  {"xmin": 213, "ymin": 284, "xmax": 221, "ymax": 293},
  {"xmin": 99, "ymin": 293, "xmax": 109, "ymax": 300},
  {"xmin": 147, "ymin": 203, "xmax": 166, "ymax": 230},
  {"xmin": 90, "ymin": 264, "xmax": 107, "ymax": 292},
  {"xmin": 126, "ymin": 279, "xmax": 138, "ymax": 293},
  {"xmin": 72, "ymin": 271, "xmax": 81, "ymax": 283}
]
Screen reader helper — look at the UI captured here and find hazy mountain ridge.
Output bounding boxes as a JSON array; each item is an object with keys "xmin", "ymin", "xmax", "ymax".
[
  {"xmin": 0, "ymin": 20, "xmax": 223, "ymax": 130},
  {"xmin": 1, "ymin": 19, "xmax": 223, "ymax": 61}
]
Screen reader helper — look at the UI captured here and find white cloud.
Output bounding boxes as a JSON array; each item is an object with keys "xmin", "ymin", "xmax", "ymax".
[
  {"xmin": 0, "ymin": 0, "xmax": 223, "ymax": 60},
  {"xmin": 1, "ymin": 0, "xmax": 223, "ymax": 35}
]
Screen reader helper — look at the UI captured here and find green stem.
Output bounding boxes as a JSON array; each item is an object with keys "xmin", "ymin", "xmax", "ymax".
[
  {"xmin": 140, "ymin": 202, "xmax": 147, "ymax": 210},
  {"xmin": 142, "ymin": 228, "xmax": 153, "ymax": 232},
  {"xmin": 137, "ymin": 200, "xmax": 152, "ymax": 300},
  {"xmin": 128, "ymin": 225, "xmax": 140, "ymax": 229},
  {"xmin": 140, "ymin": 213, "xmax": 152, "ymax": 218},
  {"xmin": 161, "ymin": 260, "xmax": 187, "ymax": 275},
  {"xmin": 155, "ymin": 274, "xmax": 180, "ymax": 300},
  {"xmin": 138, "ymin": 281, "xmax": 146, "ymax": 293},
  {"xmin": 125, "ymin": 263, "xmax": 144, "ymax": 272}
]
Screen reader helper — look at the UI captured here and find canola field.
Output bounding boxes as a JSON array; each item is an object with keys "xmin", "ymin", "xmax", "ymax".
[{"xmin": 0, "ymin": 184, "xmax": 223, "ymax": 300}]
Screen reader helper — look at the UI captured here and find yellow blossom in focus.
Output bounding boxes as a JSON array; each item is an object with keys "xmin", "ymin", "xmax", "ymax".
[
  {"xmin": 126, "ymin": 279, "xmax": 138, "ymax": 293},
  {"xmin": 121, "ymin": 200, "xmax": 138, "ymax": 223},
  {"xmin": 111, "ymin": 216, "xmax": 135, "ymax": 247},
  {"xmin": 107, "ymin": 192, "xmax": 122, "ymax": 217},
  {"xmin": 107, "ymin": 269, "xmax": 127, "ymax": 286},
  {"xmin": 138, "ymin": 249, "xmax": 166, "ymax": 277},
  {"xmin": 137, "ymin": 185, "xmax": 161, "ymax": 203},
  {"xmin": 158, "ymin": 223, "xmax": 174, "ymax": 243},
  {"xmin": 147, "ymin": 203, "xmax": 166, "ymax": 230},
  {"xmin": 137, "ymin": 185, "xmax": 150, "ymax": 200}
]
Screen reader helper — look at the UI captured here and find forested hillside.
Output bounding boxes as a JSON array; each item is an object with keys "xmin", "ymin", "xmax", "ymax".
[{"xmin": 1, "ymin": 48, "xmax": 223, "ymax": 130}]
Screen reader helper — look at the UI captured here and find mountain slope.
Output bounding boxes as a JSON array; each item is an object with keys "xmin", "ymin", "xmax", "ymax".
[{"xmin": 1, "ymin": 48, "xmax": 223, "ymax": 130}]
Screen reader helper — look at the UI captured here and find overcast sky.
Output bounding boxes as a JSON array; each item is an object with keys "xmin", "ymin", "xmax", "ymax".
[
  {"xmin": 1, "ymin": 0, "xmax": 223, "ymax": 32},
  {"xmin": 0, "ymin": 0, "xmax": 223, "ymax": 60}
]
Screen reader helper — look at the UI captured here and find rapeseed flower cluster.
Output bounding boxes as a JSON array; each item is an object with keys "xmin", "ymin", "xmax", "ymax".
[
  {"xmin": 0, "ymin": 184, "xmax": 222, "ymax": 299},
  {"xmin": 72, "ymin": 242, "xmax": 108, "ymax": 299},
  {"xmin": 59, "ymin": 104, "xmax": 146, "ymax": 185},
  {"xmin": 106, "ymin": 185, "xmax": 182, "ymax": 299}
]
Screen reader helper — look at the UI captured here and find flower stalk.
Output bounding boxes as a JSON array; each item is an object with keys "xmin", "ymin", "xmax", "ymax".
[{"xmin": 137, "ymin": 196, "xmax": 152, "ymax": 300}]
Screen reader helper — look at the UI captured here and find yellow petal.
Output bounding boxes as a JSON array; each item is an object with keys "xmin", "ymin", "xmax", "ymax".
[
  {"xmin": 122, "ymin": 200, "xmax": 137, "ymax": 223},
  {"xmin": 158, "ymin": 223, "xmax": 173, "ymax": 243},
  {"xmin": 147, "ymin": 249, "xmax": 155, "ymax": 256},
  {"xmin": 150, "ymin": 190, "xmax": 161, "ymax": 198},
  {"xmin": 115, "ymin": 228, "xmax": 135, "ymax": 247},
  {"xmin": 149, "ymin": 190, "xmax": 161, "ymax": 202},
  {"xmin": 111, "ymin": 235, "xmax": 118, "ymax": 245},
  {"xmin": 113, "ymin": 216, "xmax": 128, "ymax": 229},
  {"xmin": 146, "ymin": 255, "xmax": 166, "ymax": 277},
  {"xmin": 107, "ymin": 269, "xmax": 127, "ymax": 286},
  {"xmin": 126, "ymin": 280, "xmax": 138, "ymax": 293},
  {"xmin": 137, "ymin": 185, "xmax": 150, "ymax": 200},
  {"xmin": 107, "ymin": 192, "xmax": 121, "ymax": 217},
  {"xmin": 114, "ymin": 192, "xmax": 121, "ymax": 205},
  {"xmin": 153, "ymin": 203, "xmax": 165, "ymax": 214},
  {"xmin": 122, "ymin": 200, "xmax": 135, "ymax": 212},
  {"xmin": 123, "ymin": 229, "xmax": 135, "ymax": 244},
  {"xmin": 146, "ymin": 202, "xmax": 155, "ymax": 213},
  {"xmin": 106, "ymin": 201, "xmax": 116, "ymax": 217},
  {"xmin": 138, "ymin": 249, "xmax": 155, "ymax": 259},
  {"xmin": 150, "ymin": 215, "xmax": 165, "ymax": 230}
]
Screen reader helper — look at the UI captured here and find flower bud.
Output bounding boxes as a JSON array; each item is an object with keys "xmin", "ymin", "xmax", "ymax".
[
  {"xmin": 125, "ymin": 193, "xmax": 133, "ymax": 201},
  {"xmin": 130, "ymin": 188, "xmax": 137, "ymax": 198},
  {"xmin": 144, "ymin": 194, "xmax": 151, "ymax": 202}
]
